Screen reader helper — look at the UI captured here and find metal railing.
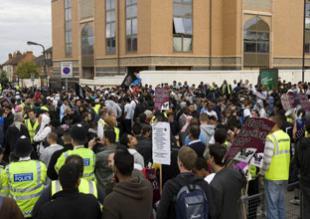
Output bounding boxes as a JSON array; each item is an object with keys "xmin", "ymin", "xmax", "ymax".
[{"xmin": 241, "ymin": 182, "xmax": 301, "ymax": 219}]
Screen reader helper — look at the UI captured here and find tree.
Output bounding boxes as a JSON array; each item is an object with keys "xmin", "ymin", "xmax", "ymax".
[
  {"xmin": 0, "ymin": 70, "xmax": 9, "ymax": 85},
  {"xmin": 16, "ymin": 61, "xmax": 39, "ymax": 79}
]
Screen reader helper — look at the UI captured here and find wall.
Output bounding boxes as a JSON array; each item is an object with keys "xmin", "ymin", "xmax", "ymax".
[{"xmin": 80, "ymin": 70, "xmax": 310, "ymax": 87}]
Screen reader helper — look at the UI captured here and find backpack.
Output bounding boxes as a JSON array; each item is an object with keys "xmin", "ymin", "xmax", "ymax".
[{"xmin": 175, "ymin": 183, "xmax": 209, "ymax": 219}]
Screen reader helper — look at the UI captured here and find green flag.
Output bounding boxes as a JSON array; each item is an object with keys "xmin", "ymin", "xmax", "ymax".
[{"xmin": 259, "ymin": 69, "xmax": 278, "ymax": 90}]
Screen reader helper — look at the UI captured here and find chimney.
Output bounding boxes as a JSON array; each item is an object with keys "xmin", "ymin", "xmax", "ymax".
[{"xmin": 8, "ymin": 53, "xmax": 12, "ymax": 59}]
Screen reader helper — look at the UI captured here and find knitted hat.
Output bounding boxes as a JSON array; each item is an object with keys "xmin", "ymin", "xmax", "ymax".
[
  {"xmin": 14, "ymin": 136, "xmax": 33, "ymax": 158},
  {"xmin": 70, "ymin": 124, "xmax": 87, "ymax": 144}
]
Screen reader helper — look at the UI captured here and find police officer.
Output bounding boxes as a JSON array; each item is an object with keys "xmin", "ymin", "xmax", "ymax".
[
  {"xmin": 52, "ymin": 155, "xmax": 98, "ymax": 198},
  {"xmin": 2, "ymin": 136, "xmax": 47, "ymax": 218},
  {"xmin": 24, "ymin": 109, "xmax": 39, "ymax": 143},
  {"xmin": 32, "ymin": 154, "xmax": 101, "ymax": 218},
  {"xmin": 261, "ymin": 114, "xmax": 291, "ymax": 219},
  {"xmin": 55, "ymin": 124, "xmax": 96, "ymax": 181}
]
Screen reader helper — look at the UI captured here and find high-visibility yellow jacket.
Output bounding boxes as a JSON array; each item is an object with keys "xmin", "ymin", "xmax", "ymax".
[
  {"xmin": 265, "ymin": 130, "xmax": 291, "ymax": 181},
  {"xmin": 3, "ymin": 160, "xmax": 47, "ymax": 218},
  {"xmin": 51, "ymin": 178, "xmax": 98, "ymax": 198},
  {"xmin": 25, "ymin": 119, "xmax": 39, "ymax": 142},
  {"xmin": 55, "ymin": 146, "xmax": 96, "ymax": 181}
]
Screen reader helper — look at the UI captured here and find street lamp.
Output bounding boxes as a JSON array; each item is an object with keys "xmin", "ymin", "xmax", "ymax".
[{"xmin": 26, "ymin": 41, "xmax": 48, "ymax": 87}]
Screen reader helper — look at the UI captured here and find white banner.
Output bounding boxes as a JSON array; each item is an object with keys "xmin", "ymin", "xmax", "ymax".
[{"xmin": 152, "ymin": 122, "xmax": 171, "ymax": 165}]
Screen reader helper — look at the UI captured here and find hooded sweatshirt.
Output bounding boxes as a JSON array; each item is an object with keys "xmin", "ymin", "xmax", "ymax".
[
  {"xmin": 102, "ymin": 176, "xmax": 153, "ymax": 219},
  {"xmin": 34, "ymin": 114, "xmax": 51, "ymax": 143}
]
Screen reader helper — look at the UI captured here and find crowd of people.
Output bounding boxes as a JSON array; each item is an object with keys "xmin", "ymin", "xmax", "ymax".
[{"xmin": 0, "ymin": 78, "xmax": 309, "ymax": 219}]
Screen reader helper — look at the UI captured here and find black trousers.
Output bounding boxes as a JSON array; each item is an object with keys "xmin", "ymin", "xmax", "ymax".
[{"xmin": 124, "ymin": 119, "xmax": 132, "ymax": 134}]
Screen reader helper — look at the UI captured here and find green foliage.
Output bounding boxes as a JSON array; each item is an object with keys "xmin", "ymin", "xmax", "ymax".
[
  {"xmin": 0, "ymin": 70, "xmax": 9, "ymax": 85},
  {"xmin": 16, "ymin": 61, "xmax": 39, "ymax": 79}
]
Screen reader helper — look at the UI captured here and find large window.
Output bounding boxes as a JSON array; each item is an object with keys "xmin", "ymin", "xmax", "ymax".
[
  {"xmin": 106, "ymin": 0, "xmax": 116, "ymax": 54},
  {"xmin": 65, "ymin": 0, "xmax": 72, "ymax": 57},
  {"xmin": 81, "ymin": 23, "xmax": 94, "ymax": 79},
  {"xmin": 243, "ymin": 17, "xmax": 270, "ymax": 67},
  {"xmin": 81, "ymin": 23, "xmax": 94, "ymax": 56},
  {"xmin": 173, "ymin": 0, "xmax": 192, "ymax": 52},
  {"xmin": 126, "ymin": 0, "xmax": 137, "ymax": 52}
]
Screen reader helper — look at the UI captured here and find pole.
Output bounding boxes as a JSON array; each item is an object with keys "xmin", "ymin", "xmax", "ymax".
[
  {"xmin": 209, "ymin": 0, "xmax": 212, "ymax": 70},
  {"xmin": 65, "ymin": 78, "xmax": 68, "ymax": 92},
  {"xmin": 302, "ymin": 0, "xmax": 306, "ymax": 82},
  {"xmin": 117, "ymin": 0, "xmax": 121, "ymax": 75}
]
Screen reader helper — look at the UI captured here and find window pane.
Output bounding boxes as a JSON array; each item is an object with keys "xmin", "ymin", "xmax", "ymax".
[
  {"xmin": 305, "ymin": 43, "xmax": 310, "ymax": 54},
  {"xmin": 257, "ymin": 43, "xmax": 269, "ymax": 53},
  {"xmin": 306, "ymin": 4, "xmax": 310, "ymax": 17},
  {"xmin": 183, "ymin": 18, "xmax": 192, "ymax": 34},
  {"xmin": 65, "ymin": 0, "xmax": 71, "ymax": 8},
  {"xmin": 257, "ymin": 32, "xmax": 269, "ymax": 41},
  {"xmin": 306, "ymin": 18, "xmax": 310, "ymax": 30},
  {"xmin": 244, "ymin": 31, "xmax": 257, "ymax": 40},
  {"xmin": 174, "ymin": 4, "xmax": 192, "ymax": 17},
  {"xmin": 107, "ymin": 0, "xmax": 115, "ymax": 10},
  {"xmin": 183, "ymin": 37, "xmax": 192, "ymax": 51},
  {"xmin": 126, "ymin": 20, "xmax": 131, "ymax": 35},
  {"xmin": 126, "ymin": 5, "xmax": 137, "ymax": 18},
  {"xmin": 66, "ymin": 21, "xmax": 72, "ymax": 31},
  {"xmin": 127, "ymin": 38, "xmax": 132, "ymax": 51},
  {"xmin": 106, "ymin": 23, "xmax": 111, "ymax": 37},
  {"xmin": 107, "ymin": 11, "xmax": 115, "ymax": 22},
  {"xmin": 65, "ymin": 9, "xmax": 72, "ymax": 20},
  {"xmin": 126, "ymin": 0, "xmax": 136, "ymax": 6},
  {"xmin": 173, "ymin": 37, "xmax": 182, "ymax": 51},
  {"xmin": 132, "ymin": 18, "xmax": 137, "ymax": 34},
  {"xmin": 244, "ymin": 43, "xmax": 256, "ymax": 52},
  {"xmin": 174, "ymin": 18, "xmax": 185, "ymax": 34},
  {"xmin": 132, "ymin": 37, "xmax": 137, "ymax": 51}
]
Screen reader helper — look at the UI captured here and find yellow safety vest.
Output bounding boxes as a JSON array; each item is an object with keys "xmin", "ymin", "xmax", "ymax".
[
  {"xmin": 265, "ymin": 130, "xmax": 291, "ymax": 181},
  {"xmin": 0, "ymin": 165, "xmax": 9, "ymax": 196},
  {"xmin": 98, "ymin": 119, "xmax": 120, "ymax": 142},
  {"xmin": 93, "ymin": 104, "xmax": 101, "ymax": 115},
  {"xmin": 25, "ymin": 119, "xmax": 39, "ymax": 142},
  {"xmin": 51, "ymin": 178, "xmax": 98, "ymax": 198},
  {"xmin": 4, "ymin": 160, "xmax": 47, "ymax": 218},
  {"xmin": 55, "ymin": 147, "xmax": 96, "ymax": 181}
]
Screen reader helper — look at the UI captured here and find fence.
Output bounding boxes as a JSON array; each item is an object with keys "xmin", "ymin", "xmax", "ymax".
[{"xmin": 241, "ymin": 182, "xmax": 301, "ymax": 219}]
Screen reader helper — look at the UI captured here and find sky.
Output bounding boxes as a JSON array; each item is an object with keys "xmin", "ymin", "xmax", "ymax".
[{"xmin": 0, "ymin": 0, "xmax": 51, "ymax": 63}]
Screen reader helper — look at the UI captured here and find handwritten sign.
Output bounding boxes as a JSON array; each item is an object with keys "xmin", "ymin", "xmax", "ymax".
[
  {"xmin": 154, "ymin": 88, "xmax": 170, "ymax": 111},
  {"xmin": 152, "ymin": 122, "xmax": 171, "ymax": 165},
  {"xmin": 226, "ymin": 118, "xmax": 275, "ymax": 160}
]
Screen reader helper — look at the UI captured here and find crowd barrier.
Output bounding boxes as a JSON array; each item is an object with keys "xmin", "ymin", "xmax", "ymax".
[{"xmin": 241, "ymin": 182, "xmax": 301, "ymax": 219}]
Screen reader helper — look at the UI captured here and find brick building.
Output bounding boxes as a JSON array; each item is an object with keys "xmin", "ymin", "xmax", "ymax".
[
  {"xmin": 2, "ymin": 51, "xmax": 36, "ymax": 82},
  {"xmin": 51, "ymin": 0, "xmax": 309, "ymax": 82}
]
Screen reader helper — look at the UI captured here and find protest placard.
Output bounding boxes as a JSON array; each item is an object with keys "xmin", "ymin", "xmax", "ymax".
[
  {"xmin": 154, "ymin": 87, "xmax": 170, "ymax": 111},
  {"xmin": 226, "ymin": 118, "xmax": 275, "ymax": 160},
  {"xmin": 234, "ymin": 148, "xmax": 257, "ymax": 163},
  {"xmin": 250, "ymin": 153, "xmax": 264, "ymax": 168},
  {"xmin": 152, "ymin": 122, "xmax": 171, "ymax": 165}
]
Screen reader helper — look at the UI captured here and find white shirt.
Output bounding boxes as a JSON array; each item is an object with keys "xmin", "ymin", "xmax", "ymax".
[
  {"xmin": 124, "ymin": 101, "xmax": 136, "ymax": 120},
  {"xmin": 205, "ymin": 173, "xmax": 216, "ymax": 184}
]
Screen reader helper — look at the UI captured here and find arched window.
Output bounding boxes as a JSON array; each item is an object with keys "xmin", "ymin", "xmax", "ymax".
[
  {"xmin": 243, "ymin": 17, "xmax": 270, "ymax": 68},
  {"xmin": 81, "ymin": 23, "xmax": 94, "ymax": 79}
]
